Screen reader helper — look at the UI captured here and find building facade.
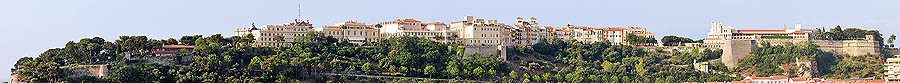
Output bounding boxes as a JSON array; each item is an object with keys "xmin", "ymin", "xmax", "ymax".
[
  {"xmin": 451, "ymin": 16, "xmax": 506, "ymax": 46},
  {"xmin": 377, "ymin": 19, "xmax": 456, "ymax": 42},
  {"xmin": 315, "ymin": 21, "xmax": 383, "ymax": 44},
  {"xmin": 235, "ymin": 19, "xmax": 314, "ymax": 47},
  {"xmin": 887, "ymin": 55, "xmax": 900, "ymax": 83}
]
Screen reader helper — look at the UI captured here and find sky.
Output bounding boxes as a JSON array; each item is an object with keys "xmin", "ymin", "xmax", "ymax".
[{"xmin": 1, "ymin": 0, "xmax": 899, "ymax": 81}]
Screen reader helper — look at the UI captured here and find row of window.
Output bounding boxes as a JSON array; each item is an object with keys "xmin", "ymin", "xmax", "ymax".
[{"xmin": 470, "ymin": 40, "xmax": 499, "ymax": 44}]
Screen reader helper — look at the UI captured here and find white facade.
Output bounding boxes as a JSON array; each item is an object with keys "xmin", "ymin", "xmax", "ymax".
[
  {"xmin": 887, "ymin": 55, "xmax": 900, "ymax": 82},
  {"xmin": 235, "ymin": 19, "xmax": 313, "ymax": 47},
  {"xmin": 376, "ymin": 19, "xmax": 456, "ymax": 41},
  {"xmin": 315, "ymin": 21, "xmax": 383, "ymax": 44},
  {"xmin": 704, "ymin": 22, "xmax": 812, "ymax": 48},
  {"xmin": 451, "ymin": 16, "xmax": 506, "ymax": 46}
]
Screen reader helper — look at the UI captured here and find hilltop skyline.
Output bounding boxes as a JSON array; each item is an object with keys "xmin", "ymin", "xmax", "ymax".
[{"xmin": 2, "ymin": 0, "xmax": 900, "ymax": 82}]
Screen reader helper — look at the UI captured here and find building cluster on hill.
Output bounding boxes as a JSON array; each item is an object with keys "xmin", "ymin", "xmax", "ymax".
[
  {"xmin": 234, "ymin": 16, "xmax": 657, "ymax": 56},
  {"xmin": 692, "ymin": 22, "xmax": 881, "ymax": 69}
]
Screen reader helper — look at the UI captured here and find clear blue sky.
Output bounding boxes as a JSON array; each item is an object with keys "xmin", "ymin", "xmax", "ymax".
[{"xmin": 1, "ymin": 0, "xmax": 898, "ymax": 81}]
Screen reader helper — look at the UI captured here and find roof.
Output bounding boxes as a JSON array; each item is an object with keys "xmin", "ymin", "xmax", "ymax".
[
  {"xmin": 424, "ymin": 22, "xmax": 445, "ymax": 25},
  {"xmin": 323, "ymin": 26, "xmax": 341, "ymax": 28},
  {"xmin": 402, "ymin": 19, "xmax": 420, "ymax": 22},
  {"xmin": 738, "ymin": 29, "xmax": 786, "ymax": 32},
  {"xmin": 824, "ymin": 79, "xmax": 885, "ymax": 83},
  {"xmin": 157, "ymin": 45, "xmax": 195, "ymax": 49},
  {"xmin": 736, "ymin": 31, "xmax": 808, "ymax": 35},
  {"xmin": 605, "ymin": 27, "xmax": 624, "ymax": 31},
  {"xmin": 743, "ymin": 76, "xmax": 789, "ymax": 81}
]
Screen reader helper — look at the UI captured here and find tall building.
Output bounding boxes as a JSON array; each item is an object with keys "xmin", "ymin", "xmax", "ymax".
[
  {"xmin": 506, "ymin": 17, "xmax": 551, "ymax": 46},
  {"xmin": 234, "ymin": 19, "xmax": 314, "ymax": 47},
  {"xmin": 886, "ymin": 55, "xmax": 900, "ymax": 82},
  {"xmin": 315, "ymin": 21, "xmax": 383, "ymax": 44},
  {"xmin": 450, "ymin": 16, "xmax": 506, "ymax": 46}
]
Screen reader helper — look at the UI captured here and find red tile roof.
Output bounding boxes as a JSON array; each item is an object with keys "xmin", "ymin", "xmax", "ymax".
[
  {"xmin": 605, "ymin": 28, "xmax": 624, "ymax": 31},
  {"xmin": 402, "ymin": 19, "xmax": 420, "ymax": 22},
  {"xmin": 739, "ymin": 29, "xmax": 785, "ymax": 32},
  {"xmin": 424, "ymin": 22, "xmax": 444, "ymax": 25},
  {"xmin": 323, "ymin": 26, "xmax": 341, "ymax": 28},
  {"xmin": 158, "ymin": 45, "xmax": 194, "ymax": 49},
  {"xmin": 743, "ymin": 76, "xmax": 789, "ymax": 81}
]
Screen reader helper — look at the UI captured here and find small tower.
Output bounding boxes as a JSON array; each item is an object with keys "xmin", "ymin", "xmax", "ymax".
[
  {"xmin": 529, "ymin": 17, "xmax": 537, "ymax": 23},
  {"xmin": 516, "ymin": 17, "xmax": 524, "ymax": 23}
]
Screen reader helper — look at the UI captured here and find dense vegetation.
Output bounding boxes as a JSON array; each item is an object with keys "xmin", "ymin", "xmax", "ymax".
[
  {"xmin": 661, "ymin": 35, "xmax": 698, "ymax": 46},
  {"xmin": 736, "ymin": 41, "xmax": 883, "ymax": 78},
  {"xmin": 625, "ymin": 33, "xmax": 658, "ymax": 46},
  {"xmin": 813, "ymin": 25, "xmax": 883, "ymax": 41},
  {"xmin": 13, "ymin": 32, "xmax": 506, "ymax": 83},
  {"xmin": 506, "ymin": 39, "xmax": 737, "ymax": 83}
]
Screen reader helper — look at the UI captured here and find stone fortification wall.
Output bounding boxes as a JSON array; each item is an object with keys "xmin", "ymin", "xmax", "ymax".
[
  {"xmin": 812, "ymin": 40, "xmax": 879, "ymax": 56},
  {"xmin": 465, "ymin": 46, "xmax": 506, "ymax": 61},
  {"xmin": 62, "ymin": 65, "xmax": 108, "ymax": 78},
  {"xmin": 721, "ymin": 40, "xmax": 756, "ymax": 69}
]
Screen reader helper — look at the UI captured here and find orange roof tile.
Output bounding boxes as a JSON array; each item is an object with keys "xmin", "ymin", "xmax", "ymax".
[
  {"xmin": 402, "ymin": 19, "xmax": 420, "ymax": 22},
  {"xmin": 739, "ymin": 29, "xmax": 785, "ymax": 32},
  {"xmin": 323, "ymin": 26, "xmax": 341, "ymax": 28},
  {"xmin": 424, "ymin": 22, "xmax": 444, "ymax": 25},
  {"xmin": 605, "ymin": 28, "xmax": 624, "ymax": 31}
]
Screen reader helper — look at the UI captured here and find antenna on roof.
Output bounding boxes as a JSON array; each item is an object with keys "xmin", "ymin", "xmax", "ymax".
[{"xmin": 297, "ymin": 1, "xmax": 303, "ymax": 20}]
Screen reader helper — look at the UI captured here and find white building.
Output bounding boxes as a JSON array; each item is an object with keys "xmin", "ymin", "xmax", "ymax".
[
  {"xmin": 451, "ymin": 16, "xmax": 506, "ymax": 46},
  {"xmin": 315, "ymin": 21, "xmax": 383, "ymax": 44},
  {"xmin": 506, "ymin": 17, "xmax": 552, "ymax": 46},
  {"xmin": 887, "ymin": 55, "xmax": 900, "ymax": 82},
  {"xmin": 704, "ymin": 22, "xmax": 812, "ymax": 48},
  {"xmin": 235, "ymin": 19, "xmax": 314, "ymax": 47},
  {"xmin": 376, "ymin": 19, "xmax": 456, "ymax": 41}
]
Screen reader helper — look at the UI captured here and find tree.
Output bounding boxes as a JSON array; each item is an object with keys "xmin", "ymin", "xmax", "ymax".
[
  {"xmin": 179, "ymin": 35, "xmax": 202, "ymax": 45},
  {"xmin": 625, "ymin": 33, "xmax": 657, "ymax": 46},
  {"xmin": 889, "ymin": 34, "xmax": 896, "ymax": 48},
  {"xmin": 509, "ymin": 71, "xmax": 519, "ymax": 79},
  {"xmin": 661, "ymin": 35, "xmax": 694, "ymax": 46},
  {"xmin": 424, "ymin": 65, "xmax": 437, "ymax": 77}
]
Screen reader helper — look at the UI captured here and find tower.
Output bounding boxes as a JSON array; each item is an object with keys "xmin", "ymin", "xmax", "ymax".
[{"xmin": 529, "ymin": 17, "xmax": 537, "ymax": 23}]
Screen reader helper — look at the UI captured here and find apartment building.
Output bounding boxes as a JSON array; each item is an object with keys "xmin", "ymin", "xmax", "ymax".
[
  {"xmin": 450, "ymin": 16, "xmax": 505, "ymax": 46},
  {"xmin": 315, "ymin": 21, "xmax": 383, "ymax": 44},
  {"xmin": 376, "ymin": 19, "xmax": 456, "ymax": 42},
  {"xmin": 235, "ymin": 19, "xmax": 314, "ymax": 47},
  {"xmin": 887, "ymin": 55, "xmax": 900, "ymax": 83},
  {"xmin": 506, "ymin": 17, "xmax": 553, "ymax": 46}
]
